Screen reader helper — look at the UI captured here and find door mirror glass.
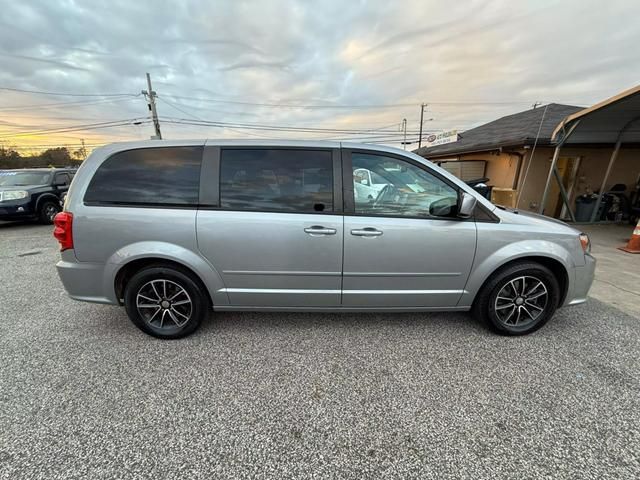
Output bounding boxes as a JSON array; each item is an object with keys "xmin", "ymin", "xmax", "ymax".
[
  {"xmin": 429, "ymin": 196, "xmax": 457, "ymax": 217},
  {"xmin": 458, "ymin": 192, "xmax": 477, "ymax": 219}
]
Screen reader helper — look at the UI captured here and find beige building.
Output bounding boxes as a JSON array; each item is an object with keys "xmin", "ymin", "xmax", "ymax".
[{"xmin": 415, "ymin": 92, "xmax": 640, "ymax": 222}]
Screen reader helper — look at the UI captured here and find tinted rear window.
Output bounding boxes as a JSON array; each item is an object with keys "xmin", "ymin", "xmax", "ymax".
[
  {"xmin": 84, "ymin": 147, "xmax": 202, "ymax": 206},
  {"xmin": 220, "ymin": 149, "xmax": 333, "ymax": 213}
]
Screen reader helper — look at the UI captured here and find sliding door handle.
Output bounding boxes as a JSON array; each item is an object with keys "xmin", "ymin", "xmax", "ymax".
[
  {"xmin": 304, "ymin": 226, "xmax": 337, "ymax": 236},
  {"xmin": 351, "ymin": 228, "xmax": 383, "ymax": 237}
]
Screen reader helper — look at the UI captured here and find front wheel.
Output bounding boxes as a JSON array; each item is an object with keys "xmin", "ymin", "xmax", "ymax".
[
  {"xmin": 124, "ymin": 266, "xmax": 209, "ymax": 339},
  {"xmin": 472, "ymin": 262, "xmax": 561, "ymax": 335}
]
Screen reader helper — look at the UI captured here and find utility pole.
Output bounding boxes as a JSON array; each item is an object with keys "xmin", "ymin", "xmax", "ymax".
[
  {"xmin": 418, "ymin": 103, "xmax": 426, "ymax": 149},
  {"xmin": 142, "ymin": 72, "xmax": 162, "ymax": 139},
  {"xmin": 402, "ymin": 118, "xmax": 407, "ymax": 150}
]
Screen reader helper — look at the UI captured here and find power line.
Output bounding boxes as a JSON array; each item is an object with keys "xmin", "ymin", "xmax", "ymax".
[
  {"xmin": 160, "ymin": 93, "xmax": 558, "ymax": 109},
  {"xmin": 0, "ymin": 86, "xmax": 138, "ymax": 97},
  {"xmin": 158, "ymin": 96, "xmax": 420, "ymax": 131},
  {"xmin": 0, "ymin": 117, "xmax": 147, "ymax": 136},
  {"xmin": 157, "ymin": 97, "xmax": 202, "ymax": 120},
  {"xmin": 0, "ymin": 95, "xmax": 139, "ymax": 112},
  {"xmin": 159, "ymin": 116, "xmax": 425, "ymax": 135},
  {"xmin": 0, "ymin": 118, "xmax": 150, "ymax": 139},
  {"xmin": 0, "ymin": 117, "xmax": 147, "ymax": 131},
  {"xmin": 158, "ymin": 96, "xmax": 418, "ymax": 133},
  {"xmin": 162, "ymin": 94, "xmax": 418, "ymax": 109},
  {"xmin": 0, "ymin": 85, "xmax": 592, "ymax": 109},
  {"xmin": 160, "ymin": 119, "xmax": 442, "ymax": 143},
  {"xmin": 7, "ymin": 143, "xmax": 107, "ymax": 150},
  {"xmin": 158, "ymin": 97, "xmax": 284, "ymax": 139}
]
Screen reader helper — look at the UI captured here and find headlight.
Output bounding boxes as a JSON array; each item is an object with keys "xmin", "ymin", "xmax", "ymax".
[
  {"xmin": 0, "ymin": 190, "xmax": 29, "ymax": 201},
  {"xmin": 579, "ymin": 233, "xmax": 591, "ymax": 253}
]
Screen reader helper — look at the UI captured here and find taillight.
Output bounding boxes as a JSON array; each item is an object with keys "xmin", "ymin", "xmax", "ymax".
[{"xmin": 53, "ymin": 212, "xmax": 73, "ymax": 251}]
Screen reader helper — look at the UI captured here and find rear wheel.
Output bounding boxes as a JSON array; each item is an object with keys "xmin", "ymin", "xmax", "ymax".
[
  {"xmin": 472, "ymin": 262, "xmax": 560, "ymax": 335},
  {"xmin": 38, "ymin": 200, "xmax": 60, "ymax": 224},
  {"xmin": 124, "ymin": 266, "xmax": 209, "ymax": 339}
]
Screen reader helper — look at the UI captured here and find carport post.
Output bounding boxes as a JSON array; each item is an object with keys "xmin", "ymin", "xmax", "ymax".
[
  {"xmin": 539, "ymin": 120, "xmax": 580, "ymax": 216},
  {"xmin": 588, "ymin": 116, "xmax": 640, "ymax": 223},
  {"xmin": 553, "ymin": 168, "xmax": 577, "ymax": 222},
  {"xmin": 589, "ymin": 137, "xmax": 622, "ymax": 223},
  {"xmin": 539, "ymin": 145, "xmax": 562, "ymax": 215}
]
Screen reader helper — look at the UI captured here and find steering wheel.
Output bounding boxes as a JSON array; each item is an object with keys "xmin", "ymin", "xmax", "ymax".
[{"xmin": 373, "ymin": 184, "xmax": 394, "ymax": 207}]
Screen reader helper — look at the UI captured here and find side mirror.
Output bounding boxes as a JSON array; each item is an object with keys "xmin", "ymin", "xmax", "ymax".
[
  {"xmin": 458, "ymin": 192, "xmax": 477, "ymax": 219},
  {"xmin": 429, "ymin": 197, "xmax": 456, "ymax": 217},
  {"xmin": 361, "ymin": 179, "xmax": 369, "ymax": 186}
]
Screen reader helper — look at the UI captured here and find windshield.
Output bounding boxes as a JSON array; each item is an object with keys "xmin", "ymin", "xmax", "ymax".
[{"xmin": 0, "ymin": 171, "xmax": 52, "ymax": 187}]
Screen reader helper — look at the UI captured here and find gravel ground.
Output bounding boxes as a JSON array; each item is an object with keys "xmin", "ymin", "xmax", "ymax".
[{"xmin": 1, "ymin": 223, "xmax": 639, "ymax": 479}]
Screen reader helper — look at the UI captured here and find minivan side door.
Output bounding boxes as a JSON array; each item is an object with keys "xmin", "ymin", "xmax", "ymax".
[
  {"xmin": 196, "ymin": 146, "xmax": 344, "ymax": 307},
  {"xmin": 342, "ymin": 149, "xmax": 477, "ymax": 308}
]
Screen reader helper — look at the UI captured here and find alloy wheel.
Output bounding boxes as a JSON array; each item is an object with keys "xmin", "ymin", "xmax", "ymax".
[
  {"xmin": 494, "ymin": 275, "xmax": 548, "ymax": 328},
  {"xmin": 136, "ymin": 279, "xmax": 193, "ymax": 329},
  {"xmin": 44, "ymin": 204, "xmax": 58, "ymax": 222}
]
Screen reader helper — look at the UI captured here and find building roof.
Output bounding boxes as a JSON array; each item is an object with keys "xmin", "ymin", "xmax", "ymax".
[
  {"xmin": 552, "ymin": 84, "xmax": 640, "ymax": 144},
  {"xmin": 414, "ymin": 103, "xmax": 582, "ymax": 158}
]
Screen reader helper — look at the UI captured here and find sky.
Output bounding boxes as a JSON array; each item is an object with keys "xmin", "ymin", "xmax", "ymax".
[{"xmin": 0, "ymin": 0, "xmax": 638, "ymax": 155}]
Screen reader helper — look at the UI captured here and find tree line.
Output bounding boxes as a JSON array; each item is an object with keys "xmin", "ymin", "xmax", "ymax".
[{"xmin": 0, "ymin": 146, "xmax": 86, "ymax": 169}]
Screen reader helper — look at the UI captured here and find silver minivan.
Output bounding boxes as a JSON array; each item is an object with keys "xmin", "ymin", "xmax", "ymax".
[{"xmin": 54, "ymin": 140, "xmax": 595, "ymax": 339}]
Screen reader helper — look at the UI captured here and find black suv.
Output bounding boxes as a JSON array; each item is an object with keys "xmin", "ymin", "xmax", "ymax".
[{"xmin": 0, "ymin": 168, "xmax": 75, "ymax": 224}]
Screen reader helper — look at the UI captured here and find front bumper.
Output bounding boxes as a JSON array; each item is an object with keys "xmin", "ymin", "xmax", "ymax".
[
  {"xmin": 564, "ymin": 253, "xmax": 596, "ymax": 306},
  {"xmin": 0, "ymin": 200, "xmax": 33, "ymax": 219}
]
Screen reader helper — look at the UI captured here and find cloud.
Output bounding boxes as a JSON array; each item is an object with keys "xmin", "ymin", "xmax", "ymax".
[
  {"xmin": 219, "ymin": 60, "xmax": 291, "ymax": 72},
  {"xmin": 0, "ymin": 0, "xmax": 637, "ymax": 151},
  {"xmin": 0, "ymin": 53, "xmax": 91, "ymax": 72}
]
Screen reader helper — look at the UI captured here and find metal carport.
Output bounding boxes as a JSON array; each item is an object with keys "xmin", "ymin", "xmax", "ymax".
[{"xmin": 539, "ymin": 84, "xmax": 640, "ymax": 223}]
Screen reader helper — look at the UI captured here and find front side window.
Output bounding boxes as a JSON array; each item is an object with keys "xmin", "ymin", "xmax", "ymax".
[
  {"xmin": 351, "ymin": 153, "xmax": 458, "ymax": 217},
  {"xmin": 54, "ymin": 173, "xmax": 70, "ymax": 186},
  {"xmin": 220, "ymin": 149, "xmax": 333, "ymax": 213},
  {"xmin": 84, "ymin": 147, "xmax": 202, "ymax": 206}
]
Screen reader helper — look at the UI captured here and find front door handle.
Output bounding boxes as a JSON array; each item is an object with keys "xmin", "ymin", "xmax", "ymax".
[
  {"xmin": 351, "ymin": 228, "xmax": 383, "ymax": 237},
  {"xmin": 304, "ymin": 226, "xmax": 337, "ymax": 236}
]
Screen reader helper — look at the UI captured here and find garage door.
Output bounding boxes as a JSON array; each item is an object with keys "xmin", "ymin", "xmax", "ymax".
[{"xmin": 439, "ymin": 160, "xmax": 486, "ymax": 181}]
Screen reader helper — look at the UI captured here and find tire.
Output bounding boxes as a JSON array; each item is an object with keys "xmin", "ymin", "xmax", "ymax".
[
  {"xmin": 124, "ymin": 266, "xmax": 209, "ymax": 339},
  {"xmin": 472, "ymin": 262, "xmax": 561, "ymax": 335},
  {"xmin": 38, "ymin": 200, "xmax": 60, "ymax": 224}
]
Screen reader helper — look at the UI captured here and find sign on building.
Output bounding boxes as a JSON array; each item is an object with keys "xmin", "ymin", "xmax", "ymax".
[{"xmin": 425, "ymin": 130, "xmax": 458, "ymax": 148}]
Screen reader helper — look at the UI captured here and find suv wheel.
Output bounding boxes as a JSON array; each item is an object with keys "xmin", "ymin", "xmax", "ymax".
[
  {"xmin": 124, "ymin": 266, "xmax": 209, "ymax": 339},
  {"xmin": 38, "ymin": 201, "xmax": 60, "ymax": 224},
  {"xmin": 472, "ymin": 262, "xmax": 560, "ymax": 335}
]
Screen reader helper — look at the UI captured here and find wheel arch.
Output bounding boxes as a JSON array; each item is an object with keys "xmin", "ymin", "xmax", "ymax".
[
  {"xmin": 115, "ymin": 258, "xmax": 216, "ymax": 306},
  {"xmin": 461, "ymin": 243, "xmax": 573, "ymax": 308},
  {"xmin": 34, "ymin": 193, "xmax": 60, "ymax": 210},
  {"xmin": 474, "ymin": 256, "xmax": 569, "ymax": 307},
  {"xmin": 104, "ymin": 241, "xmax": 228, "ymax": 307}
]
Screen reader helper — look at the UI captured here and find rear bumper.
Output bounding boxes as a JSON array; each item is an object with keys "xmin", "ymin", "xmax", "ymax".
[
  {"xmin": 56, "ymin": 251, "xmax": 116, "ymax": 304},
  {"xmin": 564, "ymin": 254, "xmax": 596, "ymax": 306}
]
